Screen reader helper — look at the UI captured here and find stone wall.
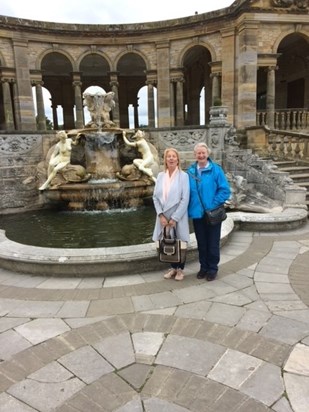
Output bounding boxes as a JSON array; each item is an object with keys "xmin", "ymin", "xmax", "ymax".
[{"xmin": 0, "ymin": 133, "xmax": 55, "ymax": 214}]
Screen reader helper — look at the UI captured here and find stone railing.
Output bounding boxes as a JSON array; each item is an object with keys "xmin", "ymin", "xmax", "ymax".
[
  {"xmin": 266, "ymin": 130, "xmax": 309, "ymax": 160},
  {"xmin": 257, "ymin": 108, "xmax": 309, "ymax": 131},
  {"xmin": 246, "ymin": 126, "xmax": 309, "ymax": 161}
]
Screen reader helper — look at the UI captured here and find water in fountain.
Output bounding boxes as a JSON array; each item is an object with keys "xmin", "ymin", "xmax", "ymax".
[{"xmin": 0, "ymin": 207, "xmax": 156, "ymax": 248}]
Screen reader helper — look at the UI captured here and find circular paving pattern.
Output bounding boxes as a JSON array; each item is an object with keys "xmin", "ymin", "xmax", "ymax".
[{"xmin": 0, "ymin": 223, "xmax": 308, "ymax": 411}]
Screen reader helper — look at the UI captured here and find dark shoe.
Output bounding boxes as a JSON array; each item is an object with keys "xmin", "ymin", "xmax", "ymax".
[
  {"xmin": 206, "ymin": 272, "xmax": 217, "ymax": 281},
  {"xmin": 197, "ymin": 270, "xmax": 207, "ymax": 279}
]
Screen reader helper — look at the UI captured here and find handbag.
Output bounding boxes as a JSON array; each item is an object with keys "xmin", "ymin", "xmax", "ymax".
[
  {"xmin": 195, "ymin": 169, "xmax": 227, "ymax": 226},
  {"xmin": 157, "ymin": 226, "xmax": 187, "ymax": 264},
  {"xmin": 204, "ymin": 205, "xmax": 227, "ymax": 226}
]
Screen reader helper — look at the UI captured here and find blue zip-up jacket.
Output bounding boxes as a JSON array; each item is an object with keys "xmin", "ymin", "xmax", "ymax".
[{"xmin": 187, "ymin": 159, "xmax": 231, "ymax": 219}]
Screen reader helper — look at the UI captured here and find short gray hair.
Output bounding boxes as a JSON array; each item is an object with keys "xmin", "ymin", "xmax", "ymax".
[{"xmin": 194, "ymin": 142, "xmax": 212, "ymax": 155}]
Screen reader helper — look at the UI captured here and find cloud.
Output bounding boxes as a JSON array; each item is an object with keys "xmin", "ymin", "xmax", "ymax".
[{"xmin": 1, "ymin": 0, "xmax": 233, "ymax": 24}]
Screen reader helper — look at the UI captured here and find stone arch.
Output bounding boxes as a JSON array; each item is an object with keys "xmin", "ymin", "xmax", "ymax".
[
  {"xmin": 0, "ymin": 51, "xmax": 7, "ymax": 67},
  {"xmin": 114, "ymin": 49, "xmax": 150, "ymax": 72},
  {"xmin": 115, "ymin": 51, "xmax": 148, "ymax": 128},
  {"xmin": 79, "ymin": 52, "xmax": 112, "ymax": 94},
  {"xmin": 77, "ymin": 51, "xmax": 113, "ymax": 72},
  {"xmin": 272, "ymin": 29, "xmax": 309, "ymax": 54},
  {"xmin": 275, "ymin": 32, "xmax": 309, "ymax": 109},
  {"xmin": 178, "ymin": 41, "xmax": 217, "ymax": 67},
  {"xmin": 36, "ymin": 48, "xmax": 76, "ymax": 71},
  {"xmin": 38, "ymin": 51, "xmax": 75, "ymax": 130},
  {"xmin": 180, "ymin": 44, "xmax": 213, "ymax": 125}
]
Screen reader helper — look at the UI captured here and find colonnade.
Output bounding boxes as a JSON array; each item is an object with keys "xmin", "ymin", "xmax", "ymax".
[{"xmin": 0, "ymin": 60, "xmax": 283, "ymax": 131}]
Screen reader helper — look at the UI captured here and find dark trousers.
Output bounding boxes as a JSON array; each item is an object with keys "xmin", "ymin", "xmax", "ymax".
[
  {"xmin": 193, "ymin": 217, "xmax": 222, "ymax": 275},
  {"xmin": 171, "ymin": 262, "xmax": 185, "ymax": 270}
]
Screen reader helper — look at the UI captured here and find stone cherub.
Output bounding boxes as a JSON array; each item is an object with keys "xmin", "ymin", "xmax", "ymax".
[{"xmin": 83, "ymin": 91, "xmax": 116, "ymax": 129}]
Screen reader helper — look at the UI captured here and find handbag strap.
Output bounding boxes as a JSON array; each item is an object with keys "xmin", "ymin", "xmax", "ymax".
[{"xmin": 195, "ymin": 166, "xmax": 206, "ymax": 213}]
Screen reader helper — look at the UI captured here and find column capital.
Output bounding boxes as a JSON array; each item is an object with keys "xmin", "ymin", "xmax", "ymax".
[
  {"xmin": 31, "ymin": 80, "xmax": 44, "ymax": 86},
  {"xmin": 146, "ymin": 79, "xmax": 157, "ymax": 86},
  {"xmin": 1, "ymin": 78, "xmax": 10, "ymax": 84},
  {"xmin": 170, "ymin": 77, "xmax": 185, "ymax": 83},
  {"xmin": 110, "ymin": 80, "xmax": 119, "ymax": 88},
  {"xmin": 210, "ymin": 72, "xmax": 221, "ymax": 79},
  {"xmin": 72, "ymin": 80, "xmax": 82, "ymax": 87},
  {"xmin": 265, "ymin": 65, "xmax": 278, "ymax": 72}
]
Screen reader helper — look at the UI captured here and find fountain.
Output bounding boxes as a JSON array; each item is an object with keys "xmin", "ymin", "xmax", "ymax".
[
  {"xmin": 37, "ymin": 91, "xmax": 160, "ymax": 211},
  {"xmin": 0, "ymin": 91, "xmax": 176, "ymax": 276}
]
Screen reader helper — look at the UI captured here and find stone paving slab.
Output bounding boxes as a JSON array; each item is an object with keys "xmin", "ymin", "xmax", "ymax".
[{"xmin": 0, "ymin": 223, "xmax": 308, "ymax": 410}]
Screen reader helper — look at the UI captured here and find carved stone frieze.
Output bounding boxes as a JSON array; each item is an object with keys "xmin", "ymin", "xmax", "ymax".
[
  {"xmin": 271, "ymin": 0, "xmax": 308, "ymax": 9},
  {"xmin": 0, "ymin": 135, "xmax": 41, "ymax": 155},
  {"xmin": 159, "ymin": 130, "xmax": 207, "ymax": 149}
]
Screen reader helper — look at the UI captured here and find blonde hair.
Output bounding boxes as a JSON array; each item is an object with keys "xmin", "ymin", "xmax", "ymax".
[
  {"xmin": 163, "ymin": 147, "xmax": 181, "ymax": 171},
  {"xmin": 194, "ymin": 142, "xmax": 212, "ymax": 155}
]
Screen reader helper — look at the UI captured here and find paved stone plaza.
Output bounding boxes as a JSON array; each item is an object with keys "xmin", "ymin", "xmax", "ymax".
[{"xmin": 0, "ymin": 222, "xmax": 309, "ymax": 411}]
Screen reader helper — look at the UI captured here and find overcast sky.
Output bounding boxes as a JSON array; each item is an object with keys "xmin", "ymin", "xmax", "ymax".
[{"xmin": 1, "ymin": 0, "xmax": 233, "ymax": 24}]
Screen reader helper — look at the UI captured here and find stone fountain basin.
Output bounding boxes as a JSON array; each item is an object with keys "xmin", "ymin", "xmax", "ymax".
[
  {"xmin": 0, "ymin": 207, "xmax": 306, "ymax": 277},
  {"xmin": 43, "ymin": 180, "xmax": 154, "ymax": 210},
  {"xmin": 0, "ymin": 219, "xmax": 234, "ymax": 277}
]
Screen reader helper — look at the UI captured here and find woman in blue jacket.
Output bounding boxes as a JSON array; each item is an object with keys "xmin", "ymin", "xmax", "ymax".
[
  {"xmin": 187, "ymin": 142, "xmax": 231, "ymax": 281},
  {"xmin": 152, "ymin": 148, "xmax": 190, "ymax": 281}
]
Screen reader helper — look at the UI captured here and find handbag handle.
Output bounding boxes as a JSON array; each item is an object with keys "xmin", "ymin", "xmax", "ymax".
[{"xmin": 163, "ymin": 225, "xmax": 176, "ymax": 240}]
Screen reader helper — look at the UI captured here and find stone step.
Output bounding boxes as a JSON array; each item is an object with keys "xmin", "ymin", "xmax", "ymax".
[
  {"xmin": 273, "ymin": 160, "xmax": 309, "ymax": 212},
  {"xmin": 297, "ymin": 181, "xmax": 309, "ymax": 188},
  {"xmin": 278, "ymin": 166, "xmax": 309, "ymax": 174},
  {"xmin": 273, "ymin": 160, "xmax": 298, "ymax": 167},
  {"xmin": 289, "ymin": 173, "xmax": 309, "ymax": 180}
]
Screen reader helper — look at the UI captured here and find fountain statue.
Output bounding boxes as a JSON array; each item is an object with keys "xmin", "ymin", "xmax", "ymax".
[
  {"xmin": 117, "ymin": 130, "xmax": 159, "ymax": 183},
  {"xmin": 83, "ymin": 91, "xmax": 116, "ymax": 130},
  {"xmin": 37, "ymin": 91, "xmax": 160, "ymax": 210},
  {"xmin": 38, "ymin": 131, "xmax": 91, "ymax": 191}
]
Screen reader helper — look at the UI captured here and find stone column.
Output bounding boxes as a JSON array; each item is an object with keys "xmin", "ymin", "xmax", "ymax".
[
  {"xmin": 170, "ymin": 80, "xmax": 176, "ymax": 127},
  {"xmin": 12, "ymin": 38, "xmax": 36, "ymax": 130},
  {"xmin": 1, "ymin": 79, "xmax": 15, "ymax": 130},
  {"xmin": 175, "ymin": 76, "xmax": 185, "ymax": 126},
  {"xmin": 133, "ymin": 99, "xmax": 139, "ymax": 128},
  {"xmin": 73, "ymin": 80, "xmax": 84, "ymax": 129},
  {"xmin": 52, "ymin": 104, "xmax": 59, "ymax": 130},
  {"xmin": 12, "ymin": 80, "xmax": 20, "ymax": 130},
  {"xmin": 156, "ymin": 41, "xmax": 171, "ymax": 127},
  {"xmin": 221, "ymin": 28, "xmax": 235, "ymax": 125},
  {"xmin": 210, "ymin": 72, "xmax": 221, "ymax": 104},
  {"xmin": 146, "ymin": 80, "xmax": 156, "ymax": 127},
  {"xmin": 304, "ymin": 73, "xmax": 309, "ymax": 110},
  {"xmin": 109, "ymin": 72, "xmax": 120, "ymax": 126},
  {"xmin": 236, "ymin": 22, "xmax": 258, "ymax": 128},
  {"xmin": 266, "ymin": 66, "xmax": 277, "ymax": 129},
  {"xmin": 32, "ymin": 80, "xmax": 46, "ymax": 130}
]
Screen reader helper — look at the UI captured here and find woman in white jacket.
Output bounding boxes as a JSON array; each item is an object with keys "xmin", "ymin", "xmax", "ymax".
[{"xmin": 152, "ymin": 148, "xmax": 190, "ymax": 280}]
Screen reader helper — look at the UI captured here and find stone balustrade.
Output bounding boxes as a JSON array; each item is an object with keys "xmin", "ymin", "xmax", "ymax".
[
  {"xmin": 267, "ymin": 130, "xmax": 309, "ymax": 160},
  {"xmin": 257, "ymin": 109, "xmax": 309, "ymax": 131}
]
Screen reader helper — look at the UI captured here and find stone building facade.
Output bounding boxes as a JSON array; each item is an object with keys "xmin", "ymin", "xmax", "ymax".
[
  {"xmin": 0, "ymin": 0, "xmax": 308, "ymax": 132},
  {"xmin": 0, "ymin": 0, "xmax": 308, "ymax": 215}
]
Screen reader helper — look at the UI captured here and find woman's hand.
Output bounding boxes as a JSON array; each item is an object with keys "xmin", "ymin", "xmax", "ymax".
[
  {"xmin": 168, "ymin": 219, "xmax": 176, "ymax": 228},
  {"xmin": 159, "ymin": 214, "xmax": 169, "ymax": 227}
]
